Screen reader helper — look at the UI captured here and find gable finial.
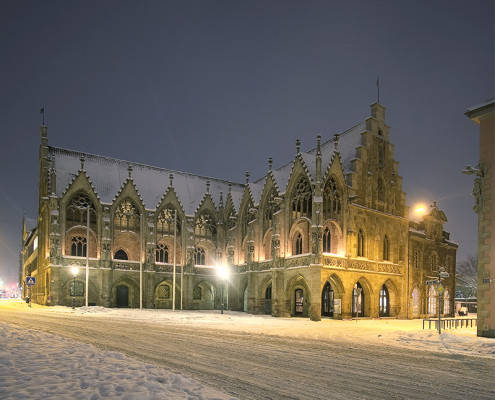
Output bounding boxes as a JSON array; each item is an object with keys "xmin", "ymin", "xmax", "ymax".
[
  {"xmin": 127, "ymin": 164, "xmax": 133, "ymax": 178},
  {"xmin": 79, "ymin": 156, "xmax": 85, "ymax": 171},
  {"xmin": 317, "ymin": 135, "xmax": 321, "ymax": 155},
  {"xmin": 296, "ymin": 139, "xmax": 301, "ymax": 154},
  {"xmin": 228, "ymin": 182, "xmax": 232, "ymax": 193},
  {"xmin": 245, "ymin": 171, "xmax": 250, "ymax": 184},
  {"xmin": 206, "ymin": 179, "xmax": 210, "ymax": 193},
  {"xmin": 169, "ymin": 173, "xmax": 174, "ymax": 188},
  {"xmin": 333, "ymin": 134, "xmax": 339, "ymax": 152},
  {"xmin": 268, "ymin": 157, "xmax": 273, "ymax": 171}
]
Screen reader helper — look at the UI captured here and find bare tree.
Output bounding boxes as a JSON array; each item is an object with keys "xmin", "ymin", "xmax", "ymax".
[{"xmin": 456, "ymin": 254, "xmax": 477, "ymax": 298}]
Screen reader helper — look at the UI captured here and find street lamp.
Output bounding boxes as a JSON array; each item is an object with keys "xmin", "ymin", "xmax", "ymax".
[
  {"xmin": 217, "ymin": 265, "xmax": 229, "ymax": 314},
  {"xmin": 71, "ymin": 266, "xmax": 79, "ymax": 310}
]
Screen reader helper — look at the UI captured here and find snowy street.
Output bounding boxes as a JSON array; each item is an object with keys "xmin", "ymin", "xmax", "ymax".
[{"xmin": 1, "ymin": 300, "xmax": 494, "ymax": 399}]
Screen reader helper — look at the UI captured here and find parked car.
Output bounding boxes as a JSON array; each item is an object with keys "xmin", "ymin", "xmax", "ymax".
[{"xmin": 458, "ymin": 306, "xmax": 469, "ymax": 316}]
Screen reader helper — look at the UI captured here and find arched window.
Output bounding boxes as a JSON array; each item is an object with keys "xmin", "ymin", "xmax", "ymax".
[
  {"xmin": 195, "ymin": 213, "xmax": 217, "ymax": 242},
  {"xmin": 379, "ymin": 285, "xmax": 389, "ymax": 317},
  {"xmin": 357, "ymin": 229, "xmax": 365, "ymax": 257},
  {"xmin": 263, "ymin": 189, "xmax": 280, "ymax": 233},
  {"xmin": 194, "ymin": 247, "xmax": 206, "ymax": 265},
  {"xmin": 66, "ymin": 192, "xmax": 97, "ymax": 230},
  {"xmin": 114, "ymin": 199, "xmax": 140, "ymax": 234},
  {"xmin": 383, "ymin": 235, "xmax": 390, "ymax": 261},
  {"xmin": 294, "ymin": 233, "xmax": 303, "ymax": 255},
  {"xmin": 114, "ymin": 249, "xmax": 128, "ymax": 260},
  {"xmin": 323, "ymin": 227, "xmax": 331, "ymax": 253},
  {"xmin": 71, "ymin": 236, "xmax": 87, "ymax": 257},
  {"xmin": 428, "ymin": 285, "xmax": 437, "ymax": 315},
  {"xmin": 156, "ymin": 207, "xmax": 181, "ymax": 238},
  {"xmin": 443, "ymin": 290, "xmax": 451, "ymax": 316},
  {"xmin": 156, "ymin": 243, "xmax": 169, "ymax": 263},
  {"xmin": 291, "ymin": 177, "xmax": 312, "ymax": 221},
  {"xmin": 193, "ymin": 286, "xmax": 202, "ymax": 300},
  {"xmin": 157, "ymin": 284, "xmax": 171, "ymax": 299},
  {"xmin": 70, "ymin": 280, "xmax": 84, "ymax": 297},
  {"xmin": 323, "ymin": 178, "xmax": 341, "ymax": 221}
]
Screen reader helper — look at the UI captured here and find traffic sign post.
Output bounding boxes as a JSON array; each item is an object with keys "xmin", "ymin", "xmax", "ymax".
[{"xmin": 26, "ymin": 277, "xmax": 35, "ymax": 308}]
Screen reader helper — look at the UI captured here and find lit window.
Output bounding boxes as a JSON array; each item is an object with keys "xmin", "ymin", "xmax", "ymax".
[
  {"xmin": 323, "ymin": 227, "xmax": 331, "ymax": 253},
  {"xmin": 294, "ymin": 233, "xmax": 303, "ymax": 255},
  {"xmin": 156, "ymin": 244, "xmax": 169, "ymax": 263},
  {"xmin": 194, "ymin": 247, "xmax": 206, "ymax": 265}
]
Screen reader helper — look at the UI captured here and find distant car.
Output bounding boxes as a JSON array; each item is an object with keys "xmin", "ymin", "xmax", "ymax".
[{"xmin": 458, "ymin": 306, "xmax": 469, "ymax": 316}]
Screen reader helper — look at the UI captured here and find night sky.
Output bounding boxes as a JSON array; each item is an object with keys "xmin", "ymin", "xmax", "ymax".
[{"xmin": 1, "ymin": 1, "xmax": 493, "ymax": 288}]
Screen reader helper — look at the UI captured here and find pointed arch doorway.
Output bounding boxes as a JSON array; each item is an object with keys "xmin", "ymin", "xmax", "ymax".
[
  {"xmin": 116, "ymin": 285, "xmax": 129, "ymax": 308},
  {"xmin": 352, "ymin": 282, "xmax": 364, "ymax": 317},
  {"xmin": 321, "ymin": 282, "xmax": 334, "ymax": 317}
]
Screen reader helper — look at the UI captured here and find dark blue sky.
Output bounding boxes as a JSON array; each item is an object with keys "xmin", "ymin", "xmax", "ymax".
[{"xmin": 1, "ymin": 1, "xmax": 493, "ymax": 287}]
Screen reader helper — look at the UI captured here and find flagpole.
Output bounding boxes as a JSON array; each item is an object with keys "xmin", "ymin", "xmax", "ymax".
[
  {"xmin": 173, "ymin": 209, "xmax": 177, "ymax": 311},
  {"xmin": 85, "ymin": 206, "xmax": 89, "ymax": 307}
]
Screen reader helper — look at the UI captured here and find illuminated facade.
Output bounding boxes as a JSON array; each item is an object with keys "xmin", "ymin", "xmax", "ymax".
[{"xmin": 21, "ymin": 102, "xmax": 457, "ymax": 319}]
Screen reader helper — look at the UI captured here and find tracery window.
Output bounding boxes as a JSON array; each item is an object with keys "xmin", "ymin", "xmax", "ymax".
[
  {"xmin": 194, "ymin": 247, "xmax": 206, "ymax": 265},
  {"xmin": 156, "ymin": 243, "xmax": 169, "ymax": 263},
  {"xmin": 323, "ymin": 178, "xmax": 341, "ymax": 221},
  {"xmin": 156, "ymin": 207, "xmax": 181, "ymax": 238},
  {"xmin": 71, "ymin": 236, "xmax": 87, "ymax": 257},
  {"xmin": 357, "ymin": 229, "xmax": 365, "ymax": 257},
  {"xmin": 291, "ymin": 177, "xmax": 312, "ymax": 221},
  {"xmin": 66, "ymin": 192, "xmax": 97, "ymax": 231},
  {"xmin": 195, "ymin": 213, "xmax": 217, "ymax": 242},
  {"xmin": 428, "ymin": 285, "xmax": 437, "ymax": 315},
  {"xmin": 294, "ymin": 233, "xmax": 303, "ymax": 255},
  {"xmin": 323, "ymin": 227, "xmax": 331, "ymax": 253},
  {"xmin": 157, "ymin": 284, "xmax": 171, "ymax": 299},
  {"xmin": 383, "ymin": 235, "xmax": 390, "ymax": 261},
  {"xmin": 193, "ymin": 286, "xmax": 202, "ymax": 300},
  {"xmin": 263, "ymin": 189, "xmax": 280, "ymax": 233},
  {"xmin": 114, "ymin": 199, "xmax": 140, "ymax": 234}
]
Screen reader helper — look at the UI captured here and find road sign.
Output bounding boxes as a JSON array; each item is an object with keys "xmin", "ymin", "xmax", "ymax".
[
  {"xmin": 426, "ymin": 279, "xmax": 439, "ymax": 285},
  {"xmin": 439, "ymin": 272, "xmax": 449, "ymax": 278},
  {"xmin": 437, "ymin": 283, "xmax": 444, "ymax": 295},
  {"xmin": 483, "ymin": 278, "xmax": 495, "ymax": 283},
  {"xmin": 26, "ymin": 277, "xmax": 36, "ymax": 286}
]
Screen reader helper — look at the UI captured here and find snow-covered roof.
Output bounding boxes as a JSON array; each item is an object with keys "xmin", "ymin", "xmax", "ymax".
[{"xmin": 49, "ymin": 147, "xmax": 245, "ymax": 216}]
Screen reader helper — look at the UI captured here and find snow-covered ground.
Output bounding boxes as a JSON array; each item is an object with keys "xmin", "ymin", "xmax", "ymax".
[{"xmin": 1, "ymin": 299, "xmax": 494, "ymax": 399}]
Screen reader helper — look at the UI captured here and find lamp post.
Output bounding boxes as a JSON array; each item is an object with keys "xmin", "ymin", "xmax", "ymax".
[
  {"xmin": 217, "ymin": 265, "xmax": 229, "ymax": 314},
  {"xmin": 71, "ymin": 266, "xmax": 79, "ymax": 310}
]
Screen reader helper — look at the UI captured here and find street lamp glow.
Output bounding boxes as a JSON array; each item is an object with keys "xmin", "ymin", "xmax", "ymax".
[
  {"xmin": 217, "ymin": 265, "xmax": 229, "ymax": 280},
  {"xmin": 71, "ymin": 266, "xmax": 79, "ymax": 276},
  {"xmin": 413, "ymin": 203, "xmax": 428, "ymax": 219}
]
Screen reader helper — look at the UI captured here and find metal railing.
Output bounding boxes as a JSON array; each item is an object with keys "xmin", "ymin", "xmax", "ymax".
[{"xmin": 423, "ymin": 318, "xmax": 477, "ymax": 330}]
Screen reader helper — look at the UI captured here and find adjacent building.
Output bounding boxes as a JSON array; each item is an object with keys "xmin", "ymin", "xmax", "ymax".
[
  {"xmin": 21, "ymin": 102, "xmax": 457, "ymax": 320},
  {"xmin": 465, "ymin": 99, "xmax": 495, "ymax": 338}
]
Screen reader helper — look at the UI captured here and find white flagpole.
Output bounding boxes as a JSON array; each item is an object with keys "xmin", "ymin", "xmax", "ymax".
[
  {"xmin": 85, "ymin": 206, "xmax": 89, "ymax": 307},
  {"xmin": 173, "ymin": 209, "xmax": 177, "ymax": 311},
  {"xmin": 139, "ymin": 214, "xmax": 143, "ymax": 309}
]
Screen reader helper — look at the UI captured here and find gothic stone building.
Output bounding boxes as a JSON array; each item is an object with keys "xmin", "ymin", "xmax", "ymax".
[{"xmin": 21, "ymin": 103, "xmax": 458, "ymax": 320}]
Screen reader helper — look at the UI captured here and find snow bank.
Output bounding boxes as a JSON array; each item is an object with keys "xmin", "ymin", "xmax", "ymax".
[{"xmin": 0, "ymin": 321, "xmax": 236, "ymax": 400}]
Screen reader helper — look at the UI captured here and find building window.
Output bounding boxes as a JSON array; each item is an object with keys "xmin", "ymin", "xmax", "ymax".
[
  {"xmin": 323, "ymin": 227, "xmax": 331, "ymax": 253},
  {"xmin": 71, "ymin": 236, "xmax": 87, "ymax": 257},
  {"xmin": 379, "ymin": 285, "xmax": 389, "ymax": 316},
  {"xmin": 156, "ymin": 244, "xmax": 169, "ymax": 263},
  {"xmin": 291, "ymin": 177, "xmax": 312, "ymax": 221},
  {"xmin": 114, "ymin": 249, "xmax": 128, "ymax": 260},
  {"xmin": 428, "ymin": 285, "xmax": 437, "ymax": 315},
  {"xmin": 70, "ymin": 281, "xmax": 84, "ymax": 297},
  {"xmin": 114, "ymin": 199, "xmax": 140, "ymax": 234},
  {"xmin": 156, "ymin": 207, "xmax": 181, "ymax": 237},
  {"xmin": 294, "ymin": 233, "xmax": 303, "ymax": 255},
  {"xmin": 357, "ymin": 230, "xmax": 365, "ymax": 257},
  {"xmin": 195, "ymin": 213, "xmax": 217, "ymax": 242},
  {"xmin": 430, "ymin": 254, "xmax": 437, "ymax": 271},
  {"xmin": 194, "ymin": 247, "xmax": 206, "ymax": 265},
  {"xmin": 323, "ymin": 178, "xmax": 341, "ymax": 221},
  {"xmin": 414, "ymin": 251, "xmax": 419, "ymax": 269},
  {"xmin": 443, "ymin": 290, "xmax": 451, "ymax": 315},
  {"xmin": 383, "ymin": 235, "xmax": 390, "ymax": 261},
  {"xmin": 193, "ymin": 286, "xmax": 202, "ymax": 300},
  {"xmin": 157, "ymin": 285, "xmax": 171, "ymax": 299}
]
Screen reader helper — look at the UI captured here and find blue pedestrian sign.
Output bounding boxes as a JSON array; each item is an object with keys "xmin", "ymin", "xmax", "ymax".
[{"xmin": 26, "ymin": 277, "xmax": 36, "ymax": 286}]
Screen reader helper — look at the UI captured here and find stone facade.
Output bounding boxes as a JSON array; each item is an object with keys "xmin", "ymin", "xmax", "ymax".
[
  {"xmin": 465, "ymin": 99, "xmax": 495, "ymax": 337},
  {"xmin": 21, "ymin": 103, "xmax": 458, "ymax": 320}
]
